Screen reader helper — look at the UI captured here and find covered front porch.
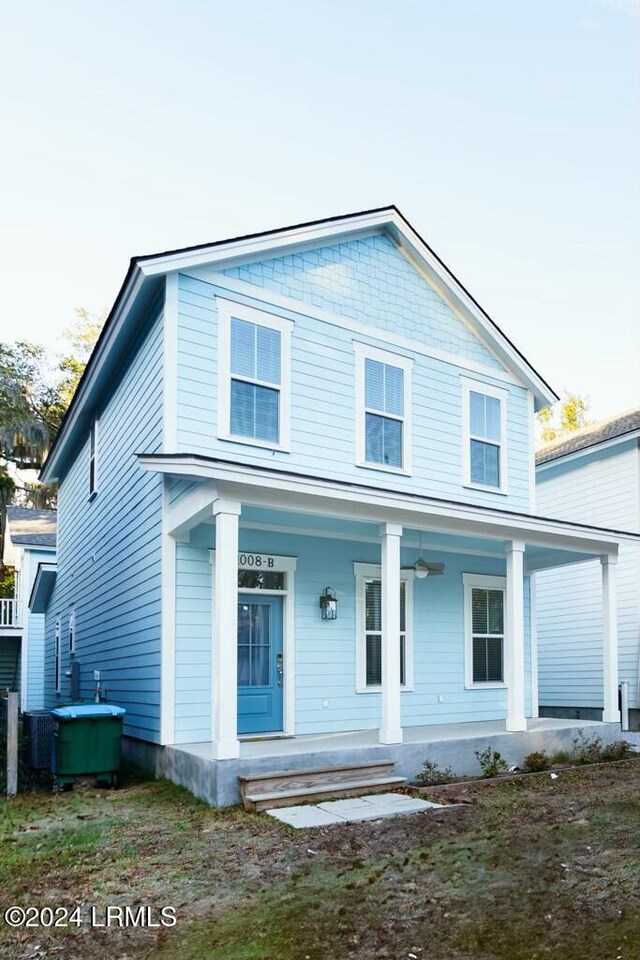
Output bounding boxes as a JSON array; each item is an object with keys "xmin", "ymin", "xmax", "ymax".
[
  {"xmin": 140, "ymin": 454, "xmax": 626, "ymax": 781},
  {"xmin": 138, "ymin": 716, "xmax": 622, "ymax": 807}
]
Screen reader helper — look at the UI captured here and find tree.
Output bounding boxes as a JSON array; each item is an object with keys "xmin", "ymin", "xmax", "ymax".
[
  {"xmin": 0, "ymin": 309, "xmax": 103, "ymax": 471},
  {"xmin": 536, "ymin": 392, "xmax": 592, "ymax": 446}
]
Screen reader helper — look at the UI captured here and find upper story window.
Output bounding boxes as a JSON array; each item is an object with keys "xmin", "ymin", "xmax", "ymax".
[
  {"xmin": 54, "ymin": 617, "xmax": 61, "ymax": 693},
  {"xmin": 354, "ymin": 562, "xmax": 414, "ymax": 693},
  {"xmin": 461, "ymin": 378, "xmax": 508, "ymax": 492},
  {"xmin": 68, "ymin": 607, "xmax": 75, "ymax": 654},
  {"xmin": 354, "ymin": 343, "xmax": 412, "ymax": 473},
  {"xmin": 89, "ymin": 420, "xmax": 99, "ymax": 498},
  {"xmin": 217, "ymin": 298, "xmax": 292, "ymax": 451},
  {"xmin": 463, "ymin": 574, "xmax": 506, "ymax": 688}
]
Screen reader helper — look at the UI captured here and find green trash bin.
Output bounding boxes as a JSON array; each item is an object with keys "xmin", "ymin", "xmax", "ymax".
[{"xmin": 51, "ymin": 704, "xmax": 126, "ymax": 788}]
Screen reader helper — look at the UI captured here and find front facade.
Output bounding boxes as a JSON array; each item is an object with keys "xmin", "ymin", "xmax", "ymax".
[
  {"xmin": 536, "ymin": 410, "xmax": 640, "ymax": 728},
  {"xmin": 2, "ymin": 507, "xmax": 57, "ymax": 709},
  {"xmin": 38, "ymin": 208, "xmax": 634, "ymax": 800}
]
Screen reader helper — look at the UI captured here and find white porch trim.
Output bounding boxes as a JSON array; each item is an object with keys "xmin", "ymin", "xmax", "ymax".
[
  {"xmin": 601, "ymin": 555, "xmax": 621, "ymax": 724},
  {"xmin": 211, "ymin": 498, "xmax": 241, "ymax": 759},
  {"xmin": 380, "ymin": 522, "xmax": 403, "ymax": 744},
  {"xmin": 505, "ymin": 540, "xmax": 526, "ymax": 732}
]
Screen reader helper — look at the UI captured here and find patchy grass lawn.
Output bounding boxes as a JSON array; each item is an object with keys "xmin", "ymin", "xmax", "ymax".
[{"xmin": 1, "ymin": 762, "xmax": 639, "ymax": 960}]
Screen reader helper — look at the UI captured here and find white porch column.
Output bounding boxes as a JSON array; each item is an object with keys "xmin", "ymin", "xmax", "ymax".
[
  {"xmin": 379, "ymin": 522, "xmax": 403, "ymax": 745},
  {"xmin": 601, "ymin": 555, "xmax": 620, "ymax": 724},
  {"xmin": 211, "ymin": 498, "xmax": 241, "ymax": 760},
  {"xmin": 505, "ymin": 540, "xmax": 527, "ymax": 732}
]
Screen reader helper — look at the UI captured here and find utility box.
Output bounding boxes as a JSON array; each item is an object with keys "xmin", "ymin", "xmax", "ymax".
[
  {"xmin": 24, "ymin": 710, "xmax": 55, "ymax": 769},
  {"xmin": 51, "ymin": 704, "xmax": 126, "ymax": 788}
]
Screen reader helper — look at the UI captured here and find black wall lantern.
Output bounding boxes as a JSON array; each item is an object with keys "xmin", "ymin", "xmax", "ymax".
[{"xmin": 319, "ymin": 586, "xmax": 338, "ymax": 620}]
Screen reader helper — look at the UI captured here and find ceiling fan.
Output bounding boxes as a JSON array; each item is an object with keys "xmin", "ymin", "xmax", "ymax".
[{"xmin": 401, "ymin": 533, "xmax": 445, "ymax": 580}]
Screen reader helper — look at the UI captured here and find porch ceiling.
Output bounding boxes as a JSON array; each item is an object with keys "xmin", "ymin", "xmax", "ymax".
[{"xmin": 140, "ymin": 453, "xmax": 640, "ymax": 570}]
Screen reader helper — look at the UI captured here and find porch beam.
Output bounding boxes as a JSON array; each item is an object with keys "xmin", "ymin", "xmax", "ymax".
[
  {"xmin": 601, "ymin": 556, "xmax": 620, "ymax": 724},
  {"xmin": 379, "ymin": 522, "xmax": 403, "ymax": 745},
  {"xmin": 505, "ymin": 540, "xmax": 527, "ymax": 732},
  {"xmin": 211, "ymin": 498, "xmax": 241, "ymax": 760},
  {"xmin": 167, "ymin": 480, "xmax": 218, "ymax": 540}
]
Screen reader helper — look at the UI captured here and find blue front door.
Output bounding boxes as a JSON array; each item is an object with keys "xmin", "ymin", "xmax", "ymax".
[{"xmin": 237, "ymin": 595, "xmax": 284, "ymax": 734}]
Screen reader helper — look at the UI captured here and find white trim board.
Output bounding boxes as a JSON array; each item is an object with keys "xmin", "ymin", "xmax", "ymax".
[
  {"xmin": 191, "ymin": 271, "xmax": 523, "ymax": 389},
  {"xmin": 138, "ymin": 455, "xmax": 631, "ymax": 556}
]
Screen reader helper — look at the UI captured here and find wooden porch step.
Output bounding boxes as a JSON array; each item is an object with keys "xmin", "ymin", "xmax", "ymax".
[
  {"xmin": 246, "ymin": 776, "xmax": 407, "ymax": 812},
  {"xmin": 239, "ymin": 759, "xmax": 406, "ymax": 812}
]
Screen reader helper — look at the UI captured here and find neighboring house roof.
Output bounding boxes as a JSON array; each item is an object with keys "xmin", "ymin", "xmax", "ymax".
[
  {"xmin": 536, "ymin": 407, "xmax": 640, "ymax": 466},
  {"xmin": 41, "ymin": 205, "xmax": 559, "ymax": 484},
  {"xmin": 5, "ymin": 506, "xmax": 57, "ymax": 548}
]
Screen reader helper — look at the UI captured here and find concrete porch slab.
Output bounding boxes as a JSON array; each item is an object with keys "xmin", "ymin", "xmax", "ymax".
[
  {"xmin": 123, "ymin": 717, "xmax": 624, "ymax": 808},
  {"xmin": 267, "ymin": 792, "xmax": 447, "ymax": 828}
]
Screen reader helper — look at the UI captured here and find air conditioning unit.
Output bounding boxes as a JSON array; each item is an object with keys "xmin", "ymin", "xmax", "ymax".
[{"xmin": 24, "ymin": 711, "xmax": 55, "ymax": 769}]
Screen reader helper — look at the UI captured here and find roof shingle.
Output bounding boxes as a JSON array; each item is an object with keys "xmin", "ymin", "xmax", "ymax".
[
  {"xmin": 536, "ymin": 407, "xmax": 640, "ymax": 465},
  {"xmin": 5, "ymin": 506, "xmax": 57, "ymax": 548}
]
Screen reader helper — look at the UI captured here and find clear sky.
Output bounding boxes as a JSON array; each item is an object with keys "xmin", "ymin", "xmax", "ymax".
[{"xmin": 0, "ymin": 0, "xmax": 638, "ymax": 419}]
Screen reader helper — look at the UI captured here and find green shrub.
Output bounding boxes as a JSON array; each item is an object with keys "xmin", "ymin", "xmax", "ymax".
[
  {"xmin": 599, "ymin": 740, "xmax": 635, "ymax": 762},
  {"xmin": 415, "ymin": 759, "xmax": 456, "ymax": 786},
  {"xmin": 475, "ymin": 746, "xmax": 508, "ymax": 778},
  {"xmin": 549, "ymin": 749, "xmax": 572, "ymax": 765},
  {"xmin": 571, "ymin": 730, "xmax": 604, "ymax": 765},
  {"xmin": 522, "ymin": 750, "xmax": 552, "ymax": 773}
]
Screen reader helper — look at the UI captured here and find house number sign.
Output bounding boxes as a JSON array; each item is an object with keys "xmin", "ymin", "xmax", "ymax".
[{"xmin": 238, "ymin": 553, "xmax": 277, "ymax": 569}]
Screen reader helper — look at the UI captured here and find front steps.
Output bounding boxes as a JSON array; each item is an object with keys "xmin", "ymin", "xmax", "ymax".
[{"xmin": 239, "ymin": 759, "xmax": 407, "ymax": 812}]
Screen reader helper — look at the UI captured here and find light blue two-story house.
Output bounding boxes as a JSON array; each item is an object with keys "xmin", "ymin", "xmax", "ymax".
[{"xmin": 36, "ymin": 207, "xmax": 635, "ymax": 804}]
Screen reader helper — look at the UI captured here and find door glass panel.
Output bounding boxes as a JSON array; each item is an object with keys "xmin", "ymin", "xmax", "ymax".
[
  {"xmin": 237, "ymin": 602, "xmax": 271, "ymax": 686},
  {"xmin": 237, "ymin": 570, "xmax": 285, "ymax": 590}
]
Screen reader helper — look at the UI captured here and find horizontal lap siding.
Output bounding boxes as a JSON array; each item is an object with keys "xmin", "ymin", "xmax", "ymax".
[
  {"xmin": 177, "ymin": 254, "xmax": 531, "ymax": 512},
  {"xmin": 173, "ymin": 525, "xmax": 531, "ymax": 742},
  {"xmin": 536, "ymin": 446, "xmax": 640, "ymax": 709},
  {"xmin": 44, "ymin": 313, "xmax": 164, "ymax": 741}
]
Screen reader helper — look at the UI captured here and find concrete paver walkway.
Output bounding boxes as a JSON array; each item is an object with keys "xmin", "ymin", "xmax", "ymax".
[{"xmin": 266, "ymin": 792, "xmax": 447, "ymax": 828}]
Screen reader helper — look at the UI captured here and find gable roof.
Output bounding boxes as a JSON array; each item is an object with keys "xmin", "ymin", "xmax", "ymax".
[
  {"xmin": 536, "ymin": 407, "xmax": 640, "ymax": 466},
  {"xmin": 41, "ymin": 205, "xmax": 558, "ymax": 483},
  {"xmin": 5, "ymin": 506, "xmax": 57, "ymax": 548}
]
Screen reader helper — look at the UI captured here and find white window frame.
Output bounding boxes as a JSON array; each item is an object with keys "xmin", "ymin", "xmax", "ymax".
[
  {"xmin": 217, "ymin": 297, "xmax": 293, "ymax": 452},
  {"xmin": 89, "ymin": 419, "xmax": 99, "ymax": 499},
  {"xmin": 461, "ymin": 377, "xmax": 508, "ymax": 494},
  {"xmin": 54, "ymin": 617, "xmax": 61, "ymax": 693},
  {"xmin": 68, "ymin": 607, "xmax": 75, "ymax": 654},
  {"xmin": 463, "ymin": 573, "xmax": 506, "ymax": 689},
  {"xmin": 354, "ymin": 342, "xmax": 412, "ymax": 475},
  {"xmin": 354, "ymin": 561, "xmax": 414, "ymax": 693}
]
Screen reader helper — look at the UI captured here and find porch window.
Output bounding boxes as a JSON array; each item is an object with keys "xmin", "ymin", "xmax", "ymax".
[
  {"xmin": 217, "ymin": 298, "xmax": 292, "ymax": 450},
  {"xmin": 463, "ymin": 574, "xmax": 506, "ymax": 687},
  {"xmin": 54, "ymin": 617, "xmax": 61, "ymax": 693},
  {"xmin": 461, "ymin": 378, "xmax": 508, "ymax": 492},
  {"xmin": 355, "ymin": 563, "xmax": 413, "ymax": 692},
  {"xmin": 354, "ymin": 343, "xmax": 412, "ymax": 473}
]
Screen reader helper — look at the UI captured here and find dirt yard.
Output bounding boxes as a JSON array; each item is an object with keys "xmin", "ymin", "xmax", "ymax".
[{"xmin": 1, "ymin": 762, "xmax": 639, "ymax": 960}]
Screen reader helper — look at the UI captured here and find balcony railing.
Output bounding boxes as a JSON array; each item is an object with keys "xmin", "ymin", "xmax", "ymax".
[{"xmin": 0, "ymin": 599, "xmax": 20, "ymax": 628}]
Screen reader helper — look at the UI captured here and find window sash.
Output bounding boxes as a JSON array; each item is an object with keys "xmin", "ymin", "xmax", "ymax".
[
  {"xmin": 229, "ymin": 316, "xmax": 282, "ymax": 444},
  {"xmin": 467, "ymin": 390, "xmax": 503, "ymax": 488},
  {"xmin": 68, "ymin": 610, "xmax": 75, "ymax": 654},
  {"xmin": 363, "ymin": 579, "xmax": 407, "ymax": 687},
  {"xmin": 54, "ymin": 620, "xmax": 61, "ymax": 693},
  {"xmin": 89, "ymin": 421, "xmax": 98, "ymax": 495},
  {"xmin": 470, "ymin": 586, "xmax": 504, "ymax": 683}
]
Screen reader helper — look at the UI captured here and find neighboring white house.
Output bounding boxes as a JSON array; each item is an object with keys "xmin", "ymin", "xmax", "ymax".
[
  {"xmin": 536, "ymin": 409, "xmax": 640, "ymax": 730},
  {"xmin": 2, "ymin": 506, "xmax": 57, "ymax": 710}
]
